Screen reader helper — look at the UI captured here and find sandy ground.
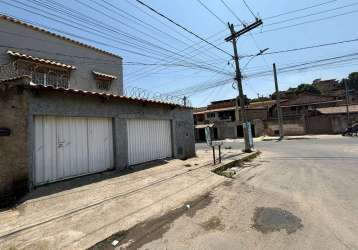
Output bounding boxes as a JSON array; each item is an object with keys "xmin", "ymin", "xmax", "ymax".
[
  {"xmin": 116, "ymin": 136, "xmax": 358, "ymax": 250},
  {"xmin": 0, "ymin": 148, "xmax": 252, "ymax": 250}
]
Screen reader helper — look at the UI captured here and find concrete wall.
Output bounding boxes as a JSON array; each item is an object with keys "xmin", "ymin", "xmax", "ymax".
[
  {"xmin": 253, "ymin": 119, "xmax": 264, "ymax": 137},
  {"xmin": 306, "ymin": 115, "xmax": 333, "ymax": 134},
  {"xmin": 331, "ymin": 115, "xmax": 347, "ymax": 134},
  {"xmin": 0, "ymin": 18, "xmax": 123, "ymax": 95},
  {"xmin": 246, "ymin": 109, "xmax": 268, "ymax": 121},
  {"xmin": 330, "ymin": 114, "xmax": 358, "ymax": 133},
  {"xmin": 217, "ymin": 125, "xmax": 236, "ymax": 140},
  {"xmin": 0, "ymin": 80, "xmax": 29, "ymax": 207},
  {"xmin": 265, "ymin": 117, "xmax": 306, "ymax": 136}
]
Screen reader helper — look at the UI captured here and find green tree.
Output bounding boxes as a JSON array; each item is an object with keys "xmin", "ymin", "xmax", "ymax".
[
  {"xmin": 295, "ymin": 83, "xmax": 321, "ymax": 95},
  {"xmin": 347, "ymin": 72, "xmax": 358, "ymax": 90}
]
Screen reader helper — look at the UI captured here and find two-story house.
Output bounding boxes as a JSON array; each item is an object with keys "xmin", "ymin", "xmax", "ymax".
[
  {"xmin": 0, "ymin": 15, "xmax": 195, "ymax": 207},
  {"xmin": 193, "ymin": 98, "xmax": 269, "ymax": 142}
]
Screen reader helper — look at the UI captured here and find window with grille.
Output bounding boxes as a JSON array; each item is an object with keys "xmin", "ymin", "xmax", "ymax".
[
  {"xmin": 96, "ymin": 79, "xmax": 112, "ymax": 91},
  {"xmin": 14, "ymin": 60, "xmax": 70, "ymax": 88}
]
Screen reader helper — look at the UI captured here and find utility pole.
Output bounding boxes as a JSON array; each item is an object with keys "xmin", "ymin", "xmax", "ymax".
[
  {"xmin": 183, "ymin": 96, "xmax": 187, "ymax": 107},
  {"xmin": 344, "ymin": 79, "xmax": 350, "ymax": 126},
  {"xmin": 228, "ymin": 23, "xmax": 250, "ymax": 152},
  {"xmin": 273, "ymin": 63, "xmax": 284, "ymax": 139},
  {"xmin": 225, "ymin": 19, "xmax": 263, "ymax": 152}
]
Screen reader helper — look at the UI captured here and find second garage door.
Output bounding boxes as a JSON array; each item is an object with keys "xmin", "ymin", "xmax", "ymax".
[
  {"xmin": 127, "ymin": 119, "xmax": 172, "ymax": 165},
  {"xmin": 34, "ymin": 116, "xmax": 114, "ymax": 185}
]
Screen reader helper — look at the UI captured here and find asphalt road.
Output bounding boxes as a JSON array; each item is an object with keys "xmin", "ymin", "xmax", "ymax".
[{"xmin": 129, "ymin": 136, "xmax": 358, "ymax": 249}]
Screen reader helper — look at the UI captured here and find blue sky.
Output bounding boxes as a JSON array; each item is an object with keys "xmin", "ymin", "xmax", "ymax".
[{"xmin": 1, "ymin": 0, "xmax": 358, "ymax": 107}]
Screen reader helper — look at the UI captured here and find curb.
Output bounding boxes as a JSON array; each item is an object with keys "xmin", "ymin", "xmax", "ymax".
[{"xmin": 212, "ymin": 150, "xmax": 261, "ymax": 175}]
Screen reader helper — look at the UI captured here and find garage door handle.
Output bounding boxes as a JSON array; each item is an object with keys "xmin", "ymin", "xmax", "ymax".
[{"xmin": 57, "ymin": 140, "xmax": 65, "ymax": 148}]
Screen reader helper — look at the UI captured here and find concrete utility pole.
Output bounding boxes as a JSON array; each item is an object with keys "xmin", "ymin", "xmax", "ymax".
[
  {"xmin": 344, "ymin": 79, "xmax": 350, "ymax": 126},
  {"xmin": 273, "ymin": 63, "xmax": 284, "ymax": 139},
  {"xmin": 225, "ymin": 19, "xmax": 263, "ymax": 153},
  {"xmin": 228, "ymin": 23, "xmax": 250, "ymax": 152}
]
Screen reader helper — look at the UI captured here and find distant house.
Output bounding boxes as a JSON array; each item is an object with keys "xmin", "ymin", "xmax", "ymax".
[
  {"xmin": 193, "ymin": 99, "xmax": 275, "ymax": 142},
  {"xmin": 194, "ymin": 91, "xmax": 349, "ymax": 140},
  {"xmin": 266, "ymin": 92, "xmax": 343, "ymax": 135},
  {"xmin": 0, "ymin": 15, "xmax": 195, "ymax": 207}
]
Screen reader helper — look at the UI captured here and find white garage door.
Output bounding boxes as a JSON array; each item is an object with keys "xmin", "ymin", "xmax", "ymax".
[
  {"xmin": 127, "ymin": 119, "xmax": 172, "ymax": 165},
  {"xmin": 34, "ymin": 116, "xmax": 113, "ymax": 185}
]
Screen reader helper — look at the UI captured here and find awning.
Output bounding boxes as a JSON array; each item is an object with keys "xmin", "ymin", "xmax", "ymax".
[
  {"xmin": 195, "ymin": 124, "xmax": 214, "ymax": 129},
  {"xmin": 92, "ymin": 71, "xmax": 117, "ymax": 80},
  {"xmin": 7, "ymin": 50, "xmax": 76, "ymax": 70}
]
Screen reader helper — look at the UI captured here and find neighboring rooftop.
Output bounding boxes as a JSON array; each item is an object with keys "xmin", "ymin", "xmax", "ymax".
[{"xmin": 317, "ymin": 105, "xmax": 358, "ymax": 114}]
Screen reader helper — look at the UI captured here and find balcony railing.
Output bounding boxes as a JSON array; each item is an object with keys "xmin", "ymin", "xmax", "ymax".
[{"xmin": 0, "ymin": 60, "xmax": 70, "ymax": 88}]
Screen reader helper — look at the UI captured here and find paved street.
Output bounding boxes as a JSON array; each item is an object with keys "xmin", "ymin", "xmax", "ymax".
[{"xmin": 117, "ymin": 135, "xmax": 358, "ymax": 250}]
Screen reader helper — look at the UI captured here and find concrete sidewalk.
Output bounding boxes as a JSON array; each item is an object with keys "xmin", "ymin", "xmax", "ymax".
[{"xmin": 0, "ymin": 148, "xmax": 253, "ymax": 250}]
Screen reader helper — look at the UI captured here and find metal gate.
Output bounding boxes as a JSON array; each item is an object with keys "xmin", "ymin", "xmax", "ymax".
[
  {"xmin": 127, "ymin": 119, "xmax": 172, "ymax": 165},
  {"xmin": 34, "ymin": 116, "xmax": 113, "ymax": 185}
]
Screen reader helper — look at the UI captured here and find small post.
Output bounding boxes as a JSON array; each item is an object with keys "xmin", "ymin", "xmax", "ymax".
[
  {"xmin": 212, "ymin": 146, "xmax": 216, "ymax": 165},
  {"xmin": 273, "ymin": 63, "xmax": 284, "ymax": 139},
  {"xmin": 218, "ymin": 145, "xmax": 222, "ymax": 163},
  {"xmin": 344, "ymin": 79, "xmax": 350, "ymax": 126}
]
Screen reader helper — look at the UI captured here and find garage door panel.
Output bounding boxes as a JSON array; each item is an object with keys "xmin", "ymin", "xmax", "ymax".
[
  {"xmin": 34, "ymin": 116, "xmax": 113, "ymax": 186},
  {"xmin": 88, "ymin": 117, "xmax": 113, "ymax": 173},
  {"xmin": 43, "ymin": 116, "xmax": 57, "ymax": 183},
  {"xmin": 34, "ymin": 116, "xmax": 45, "ymax": 184},
  {"xmin": 68, "ymin": 117, "xmax": 89, "ymax": 176},
  {"xmin": 127, "ymin": 119, "xmax": 172, "ymax": 166}
]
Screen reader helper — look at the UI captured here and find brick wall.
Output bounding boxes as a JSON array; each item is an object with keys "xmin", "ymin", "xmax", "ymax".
[{"xmin": 0, "ymin": 81, "xmax": 29, "ymax": 207}]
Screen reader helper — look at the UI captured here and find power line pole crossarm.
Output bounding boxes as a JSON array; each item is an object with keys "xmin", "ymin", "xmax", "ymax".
[{"xmin": 225, "ymin": 19, "xmax": 263, "ymax": 152}]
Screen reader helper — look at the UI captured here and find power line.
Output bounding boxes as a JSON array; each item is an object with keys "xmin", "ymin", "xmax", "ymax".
[
  {"xmin": 134, "ymin": 0, "xmax": 233, "ymax": 57},
  {"xmin": 257, "ymin": 8, "xmax": 358, "ymax": 34},
  {"xmin": 219, "ymin": 0, "xmax": 270, "ymax": 75},
  {"xmin": 195, "ymin": 0, "xmax": 226, "ymax": 26},
  {"xmin": 243, "ymin": 37, "xmax": 358, "ymax": 57},
  {"xmin": 245, "ymin": 52, "xmax": 358, "ymax": 78},
  {"xmin": 105, "ymin": 0, "xmax": 227, "ymax": 65},
  {"xmin": 2, "ymin": 1, "xmax": 180, "ymax": 60},
  {"xmin": 3, "ymin": 1, "xmax": 230, "ymax": 76},
  {"xmin": 264, "ymin": 0, "xmax": 337, "ymax": 20},
  {"xmin": 30, "ymin": 0, "xmax": 230, "ymax": 76},
  {"xmin": 173, "ymin": 52, "xmax": 358, "ymax": 95},
  {"xmin": 265, "ymin": 2, "xmax": 358, "ymax": 27},
  {"xmin": 219, "ymin": 0, "xmax": 245, "ymax": 25},
  {"xmin": 23, "ymin": 0, "xmax": 225, "ymax": 70},
  {"xmin": 125, "ymin": 30, "xmax": 229, "ymax": 82},
  {"xmin": 242, "ymin": 0, "xmax": 257, "ymax": 19}
]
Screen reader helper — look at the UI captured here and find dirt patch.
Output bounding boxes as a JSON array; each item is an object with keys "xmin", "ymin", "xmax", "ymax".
[
  {"xmin": 200, "ymin": 216, "xmax": 224, "ymax": 231},
  {"xmin": 252, "ymin": 207, "xmax": 303, "ymax": 234},
  {"xmin": 89, "ymin": 194, "xmax": 214, "ymax": 250},
  {"xmin": 185, "ymin": 193, "xmax": 214, "ymax": 218}
]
